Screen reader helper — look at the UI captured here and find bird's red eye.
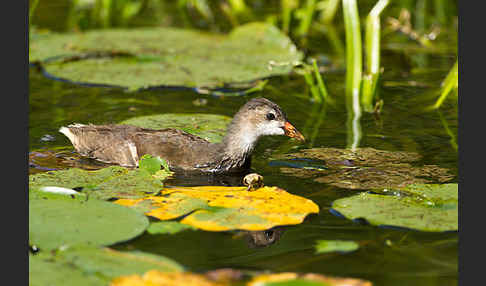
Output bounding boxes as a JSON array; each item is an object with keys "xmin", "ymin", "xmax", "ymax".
[{"xmin": 266, "ymin": 113, "xmax": 275, "ymax": 120}]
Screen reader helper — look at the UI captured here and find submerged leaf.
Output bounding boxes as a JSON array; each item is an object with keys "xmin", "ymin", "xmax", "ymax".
[
  {"xmin": 29, "ymin": 191, "xmax": 149, "ymax": 250},
  {"xmin": 115, "ymin": 186, "xmax": 319, "ymax": 231},
  {"xmin": 274, "ymin": 147, "xmax": 453, "ymax": 189},
  {"xmin": 331, "ymin": 183, "xmax": 458, "ymax": 232},
  {"xmin": 120, "ymin": 113, "xmax": 232, "ymax": 143},
  {"xmin": 30, "ymin": 23, "xmax": 303, "ymax": 91}
]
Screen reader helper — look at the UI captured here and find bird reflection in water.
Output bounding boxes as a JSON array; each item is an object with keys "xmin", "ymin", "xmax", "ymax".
[{"xmin": 241, "ymin": 227, "xmax": 286, "ymax": 248}]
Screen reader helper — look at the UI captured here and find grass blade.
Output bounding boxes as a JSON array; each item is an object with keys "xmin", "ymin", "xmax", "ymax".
[
  {"xmin": 312, "ymin": 59, "xmax": 329, "ymax": 103},
  {"xmin": 433, "ymin": 60, "xmax": 458, "ymax": 109}
]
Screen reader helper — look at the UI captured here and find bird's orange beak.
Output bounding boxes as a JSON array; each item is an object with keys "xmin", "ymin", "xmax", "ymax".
[{"xmin": 283, "ymin": 121, "xmax": 305, "ymax": 142}]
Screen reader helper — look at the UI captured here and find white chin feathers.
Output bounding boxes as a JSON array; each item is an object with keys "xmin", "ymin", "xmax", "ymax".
[{"xmin": 257, "ymin": 121, "xmax": 285, "ymax": 136}]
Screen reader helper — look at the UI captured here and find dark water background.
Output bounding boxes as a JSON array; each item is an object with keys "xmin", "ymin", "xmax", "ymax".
[{"xmin": 29, "ymin": 1, "xmax": 458, "ymax": 285}]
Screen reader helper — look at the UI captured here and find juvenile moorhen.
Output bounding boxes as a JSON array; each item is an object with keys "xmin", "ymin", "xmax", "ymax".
[{"xmin": 59, "ymin": 97, "xmax": 304, "ymax": 173}]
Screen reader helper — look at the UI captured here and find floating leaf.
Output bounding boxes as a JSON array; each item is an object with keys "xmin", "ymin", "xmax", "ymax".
[
  {"xmin": 29, "ymin": 246, "xmax": 183, "ymax": 286},
  {"xmin": 111, "ymin": 270, "xmax": 371, "ymax": 286},
  {"xmin": 29, "ymin": 164, "xmax": 167, "ymax": 200},
  {"xmin": 30, "ymin": 23, "xmax": 303, "ymax": 91},
  {"xmin": 315, "ymin": 240, "xmax": 359, "ymax": 254},
  {"xmin": 58, "ymin": 245, "xmax": 184, "ymax": 277},
  {"xmin": 139, "ymin": 154, "xmax": 169, "ymax": 174},
  {"xmin": 248, "ymin": 273, "xmax": 372, "ymax": 286},
  {"xmin": 274, "ymin": 148, "xmax": 453, "ymax": 189},
  {"xmin": 115, "ymin": 186, "xmax": 319, "ymax": 231},
  {"xmin": 331, "ymin": 183, "xmax": 458, "ymax": 232},
  {"xmin": 138, "ymin": 154, "xmax": 174, "ymax": 181},
  {"xmin": 30, "ymin": 252, "xmax": 106, "ymax": 286},
  {"xmin": 120, "ymin": 113, "xmax": 232, "ymax": 143},
  {"xmin": 111, "ymin": 270, "xmax": 223, "ymax": 286},
  {"xmin": 29, "ymin": 191, "xmax": 149, "ymax": 250},
  {"xmin": 147, "ymin": 221, "xmax": 196, "ymax": 235}
]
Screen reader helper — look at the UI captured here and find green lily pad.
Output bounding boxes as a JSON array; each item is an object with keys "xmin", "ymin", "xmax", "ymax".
[
  {"xmin": 120, "ymin": 113, "xmax": 232, "ymax": 143},
  {"xmin": 29, "ymin": 166, "xmax": 166, "ymax": 200},
  {"xmin": 147, "ymin": 221, "xmax": 197, "ymax": 235},
  {"xmin": 29, "ymin": 154, "xmax": 173, "ymax": 200},
  {"xmin": 58, "ymin": 245, "xmax": 184, "ymax": 277},
  {"xmin": 274, "ymin": 147, "xmax": 454, "ymax": 189},
  {"xmin": 30, "ymin": 23, "xmax": 303, "ymax": 91},
  {"xmin": 315, "ymin": 240, "xmax": 359, "ymax": 254},
  {"xmin": 29, "ymin": 191, "xmax": 149, "ymax": 250},
  {"xmin": 30, "ymin": 253, "xmax": 106, "ymax": 286},
  {"xmin": 29, "ymin": 245, "xmax": 183, "ymax": 286},
  {"xmin": 138, "ymin": 154, "xmax": 172, "ymax": 175},
  {"xmin": 331, "ymin": 183, "xmax": 458, "ymax": 232}
]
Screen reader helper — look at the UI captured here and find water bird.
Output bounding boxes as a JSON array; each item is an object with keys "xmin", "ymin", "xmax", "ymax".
[{"xmin": 59, "ymin": 97, "xmax": 305, "ymax": 173}]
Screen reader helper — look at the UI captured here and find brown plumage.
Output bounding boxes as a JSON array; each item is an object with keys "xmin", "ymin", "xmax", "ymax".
[{"xmin": 59, "ymin": 98, "xmax": 304, "ymax": 174}]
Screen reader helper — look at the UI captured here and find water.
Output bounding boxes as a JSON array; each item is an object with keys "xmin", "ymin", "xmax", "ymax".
[{"xmin": 29, "ymin": 1, "xmax": 458, "ymax": 285}]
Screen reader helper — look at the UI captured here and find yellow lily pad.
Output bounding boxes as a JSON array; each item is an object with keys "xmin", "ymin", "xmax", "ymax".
[
  {"xmin": 111, "ymin": 270, "xmax": 372, "ymax": 286},
  {"xmin": 115, "ymin": 186, "xmax": 319, "ymax": 231},
  {"xmin": 110, "ymin": 270, "xmax": 224, "ymax": 286}
]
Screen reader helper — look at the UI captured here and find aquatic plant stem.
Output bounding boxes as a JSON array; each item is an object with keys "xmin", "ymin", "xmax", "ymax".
[
  {"xmin": 342, "ymin": 0, "xmax": 362, "ymax": 150},
  {"xmin": 342, "ymin": 0, "xmax": 362, "ymax": 100},
  {"xmin": 362, "ymin": 0, "xmax": 389, "ymax": 112}
]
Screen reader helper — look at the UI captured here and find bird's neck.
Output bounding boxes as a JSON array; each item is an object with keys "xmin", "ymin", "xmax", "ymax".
[{"xmin": 221, "ymin": 119, "xmax": 259, "ymax": 163}]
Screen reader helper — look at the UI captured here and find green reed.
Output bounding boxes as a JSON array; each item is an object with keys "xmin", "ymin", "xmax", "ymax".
[
  {"xmin": 342, "ymin": 0, "xmax": 362, "ymax": 99},
  {"xmin": 361, "ymin": 0, "xmax": 389, "ymax": 112},
  {"xmin": 342, "ymin": 0, "xmax": 389, "ymax": 113}
]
